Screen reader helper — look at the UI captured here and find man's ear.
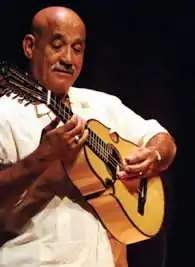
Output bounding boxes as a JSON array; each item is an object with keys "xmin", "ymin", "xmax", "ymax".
[{"xmin": 22, "ymin": 34, "xmax": 36, "ymax": 59}]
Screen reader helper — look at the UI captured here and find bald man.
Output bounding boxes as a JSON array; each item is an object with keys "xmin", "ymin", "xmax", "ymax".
[
  {"xmin": 0, "ymin": 6, "xmax": 176, "ymax": 267},
  {"xmin": 23, "ymin": 7, "xmax": 86, "ymax": 95}
]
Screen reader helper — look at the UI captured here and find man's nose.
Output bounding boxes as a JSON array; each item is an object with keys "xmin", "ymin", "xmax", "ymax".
[{"xmin": 60, "ymin": 46, "xmax": 73, "ymax": 65}]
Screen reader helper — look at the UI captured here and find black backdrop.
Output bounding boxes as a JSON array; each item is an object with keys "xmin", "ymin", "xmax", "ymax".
[{"xmin": 0, "ymin": 1, "xmax": 194, "ymax": 266}]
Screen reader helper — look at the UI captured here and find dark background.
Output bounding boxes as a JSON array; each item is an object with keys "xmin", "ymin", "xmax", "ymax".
[{"xmin": 0, "ymin": 1, "xmax": 194, "ymax": 266}]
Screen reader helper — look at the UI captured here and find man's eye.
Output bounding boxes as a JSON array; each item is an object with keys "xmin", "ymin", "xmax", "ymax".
[
  {"xmin": 52, "ymin": 42, "xmax": 63, "ymax": 49},
  {"xmin": 73, "ymin": 44, "xmax": 82, "ymax": 52}
]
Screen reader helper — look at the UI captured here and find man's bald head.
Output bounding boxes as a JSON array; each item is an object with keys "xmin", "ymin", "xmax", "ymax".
[
  {"xmin": 23, "ymin": 6, "xmax": 86, "ymax": 95},
  {"xmin": 31, "ymin": 6, "xmax": 86, "ymax": 41}
]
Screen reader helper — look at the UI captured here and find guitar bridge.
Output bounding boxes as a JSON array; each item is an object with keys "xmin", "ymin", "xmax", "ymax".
[
  {"xmin": 137, "ymin": 178, "xmax": 148, "ymax": 215},
  {"xmin": 105, "ymin": 178, "xmax": 115, "ymax": 187},
  {"xmin": 104, "ymin": 178, "xmax": 116, "ymax": 194}
]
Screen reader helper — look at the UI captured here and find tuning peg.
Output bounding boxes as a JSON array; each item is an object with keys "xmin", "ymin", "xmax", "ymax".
[
  {"xmin": 12, "ymin": 93, "xmax": 21, "ymax": 99},
  {"xmin": 24, "ymin": 100, "xmax": 34, "ymax": 106},
  {"xmin": 18, "ymin": 97, "xmax": 28, "ymax": 104},
  {"xmin": 24, "ymin": 96, "xmax": 37, "ymax": 106},
  {"xmin": 17, "ymin": 95, "xmax": 27, "ymax": 103},
  {"xmin": 3, "ymin": 87, "xmax": 13, "ymax": 96},
  {"xmin": 5, "ymin": 92, "xmax": 12, "ymax": 97}
]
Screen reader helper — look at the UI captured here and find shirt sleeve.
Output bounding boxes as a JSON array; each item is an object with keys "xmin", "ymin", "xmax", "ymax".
[{"xmin": 107, "ymin": 95, "xmax": 168, "ymax": 147}]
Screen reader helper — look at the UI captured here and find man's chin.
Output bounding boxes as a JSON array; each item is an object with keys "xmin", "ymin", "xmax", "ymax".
[
  {"xmin": 46, "ymin": 80, "xmax": 72, "ymax": 95},
  {"xmin": 49, "ymin": 86, "xmax": 70, "ymax": 95}
]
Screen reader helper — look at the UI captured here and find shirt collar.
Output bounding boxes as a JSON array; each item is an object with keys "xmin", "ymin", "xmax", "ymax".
[{"xmin": 35, "ymin": 103, "xmax": 51, "ymax": 117}]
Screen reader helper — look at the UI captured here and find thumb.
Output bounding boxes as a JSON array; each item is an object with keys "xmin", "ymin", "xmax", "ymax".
[{"xmin": 40, "ymin": 117, "xmax": 61, "ymax": 142}]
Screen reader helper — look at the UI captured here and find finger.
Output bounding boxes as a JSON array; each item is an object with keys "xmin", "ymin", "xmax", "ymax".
[
  {"xmin": 40, "ymin": 117, "xmax": 61, "ymax": 142},
  {"xmin": 66, "ymin": 116, "xmax": 86, "ymax": 139},
  {"xmin": 117, "ymin": 170, "xmax": 145, "ymax": 180},
  {"xmin": 78, "ymin": 128, "xmax": 89, "ymax": 145},
  {"xmin": 125, "ymin": 148, "xmax": 149, "ymax": 165},
  {"xmin": 68, "ymin": 129, "xmax": 88, "ymax": 147},
  {"xmin": 42, "ymin": 117, "xmax": 61, "ymax": 133},
  {"xmin": 117, "ymin": 171, "xmax": 130, "ymax": 180},
  {"xmin": 51, "ymin": 115, "xmax": 78, "ymax": 135},
  {"xmin": 65, "ymin": 115, "xmax": 79, "ymax": 131},
  {"xmin": 76, "ymin": 116, "xmax": 86, "ymax": 137},
  {"xmin": 124, "ymin": 159, "xmax": 150, "ymax": 174}
]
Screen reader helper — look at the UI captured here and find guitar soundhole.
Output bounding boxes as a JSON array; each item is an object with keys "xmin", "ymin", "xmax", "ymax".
[{"xmin": 105, "ymin": 144, "xmax": 122, "ymax": 187}]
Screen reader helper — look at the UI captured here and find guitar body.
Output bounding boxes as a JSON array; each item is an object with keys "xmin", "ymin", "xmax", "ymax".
[{"xmin": 67, "ymin": 119, "xmax": 165, "ymax": 245}]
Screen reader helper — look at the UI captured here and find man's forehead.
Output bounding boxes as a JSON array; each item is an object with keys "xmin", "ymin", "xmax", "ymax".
[
  {"xmin": 48, "ymin": 15, "xmax": 86, "ymax": 38},
  {"xmin": 32, "ymin": 7, "xmax": 86, "ymax": 39},
  {"xmin": 51, "ymin": 31, "xmax": 86, "ymax": 43}
]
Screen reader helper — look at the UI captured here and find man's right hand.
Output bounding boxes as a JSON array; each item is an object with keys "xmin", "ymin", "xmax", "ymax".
[
  {"xmin": 0, "ymin": 114, "xmax": 88, "ymax": 189},
  {"xmin": 38, "ymin": 114, "xmax": 88, "ymax": 167}
]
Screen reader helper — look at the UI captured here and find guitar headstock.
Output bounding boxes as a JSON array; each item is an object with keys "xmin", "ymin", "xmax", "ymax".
[{"xmin": 0, "ymin": 61, "xmax": 47, "ymax": 106}]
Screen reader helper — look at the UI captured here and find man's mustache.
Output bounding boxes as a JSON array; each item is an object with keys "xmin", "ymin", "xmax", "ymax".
[{"xmin": 51, "ymin": 65, "xmax": 75, "ymax": 75}]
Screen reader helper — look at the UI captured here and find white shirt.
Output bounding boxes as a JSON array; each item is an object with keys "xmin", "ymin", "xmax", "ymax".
[{"xmin": 0, "ymin": 87, "xmax": 167, "ymax": 267}]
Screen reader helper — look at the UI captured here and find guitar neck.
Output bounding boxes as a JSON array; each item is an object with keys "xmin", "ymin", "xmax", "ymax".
[{"xmin": 48, "ymin": 94, "xmax": 110, "ymax": 165}]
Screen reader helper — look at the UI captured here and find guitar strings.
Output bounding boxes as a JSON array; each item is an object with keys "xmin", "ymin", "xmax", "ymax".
[{"xmin": 49, "ymin": 95, "xmax": 124, "ymax": 170}]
